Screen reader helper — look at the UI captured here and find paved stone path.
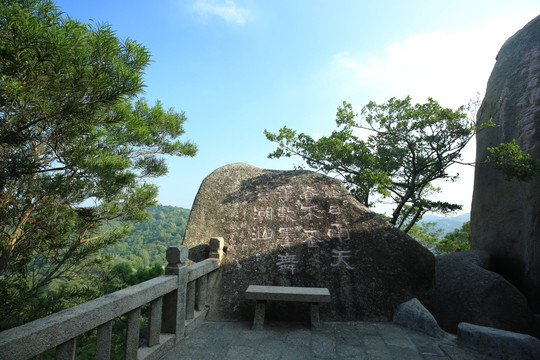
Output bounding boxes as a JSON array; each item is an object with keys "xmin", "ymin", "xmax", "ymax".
[{"xmin": 162, "ymin": 321, "xmax": 496, "ymax": 360}]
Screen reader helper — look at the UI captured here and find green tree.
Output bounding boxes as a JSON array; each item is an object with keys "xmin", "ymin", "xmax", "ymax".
[
  {"xmin": 100, "ymin": 205, "xmax": 190, "ymax": 265},
  {"xmin": 409, "ymin": 220, "xmax": 470, "ymax": 255},
  {"xmin": 266, "ymin": 97, "xmax": 479, "ymax": 232},
  {"xmin": 0, "ymin": 0, "xmax": 196, "ymax": 329},
  {"xmin": 435, "ymin": 221, "xmax": 471, "ymax": 254},
  {"xmin": 407, "ymin": 221, "xmax": 443, "ymax": 252}
]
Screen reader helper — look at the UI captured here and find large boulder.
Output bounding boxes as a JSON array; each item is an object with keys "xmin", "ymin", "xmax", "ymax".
[
  {"xmin": 435, "ymin": 250, "xmax": 539, "ymax": 337},
  {"xmin": 183, "ymin": 163, "xmax": 435, "ymax": 322},
  {"xmin": 471, "ymin": 14, "xmax": 540, "ymax": 311}
]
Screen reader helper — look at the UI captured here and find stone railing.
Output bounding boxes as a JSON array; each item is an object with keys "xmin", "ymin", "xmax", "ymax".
[{"xmin": 0, "ymin": 238, "xmax": 225, "ymax": 360}]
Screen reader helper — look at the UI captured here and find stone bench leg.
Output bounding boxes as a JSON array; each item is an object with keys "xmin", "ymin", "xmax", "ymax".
[
  {"xmin": 310, "ymin": 303, "xmax": 321, "ymax": 328},
  {"xmin": 253, "ymin": 300, "xmax": 266, "ymax": 330}
]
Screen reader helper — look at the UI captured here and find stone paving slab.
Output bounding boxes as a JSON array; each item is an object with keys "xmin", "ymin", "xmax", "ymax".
[{"xmin": 161, "ymin": 321, "xmax": 497, "ymax": 360}]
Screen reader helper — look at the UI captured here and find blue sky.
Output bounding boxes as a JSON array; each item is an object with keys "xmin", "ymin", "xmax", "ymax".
[{"xmin": 55, "ymin": 0, "xmax": 540, "ymax": 215}]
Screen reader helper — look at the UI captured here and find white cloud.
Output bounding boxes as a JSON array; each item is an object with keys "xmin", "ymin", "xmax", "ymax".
[
  {"xmin": 332, "ymin": 13, "xmax": 537, "ymax": 109},
  {"xmin": 192, "ymin": 0, "xmax": 252, "ymax": 25}
]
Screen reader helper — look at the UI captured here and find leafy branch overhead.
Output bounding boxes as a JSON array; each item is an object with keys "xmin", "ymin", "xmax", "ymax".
[
  {"xmin": 266, "ymin": 97, "xmax": 488, "ymax": 233},
  {"xmin": 0, "ymin": 0, "xmax": 196, "ymax": 328}
]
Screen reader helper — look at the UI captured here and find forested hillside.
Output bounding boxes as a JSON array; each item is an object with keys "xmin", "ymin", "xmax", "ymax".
[
  {"xmin": 101, "ymin": 205, "xmax": 190, "ymax": 267},
  {"xmin": 0, "ymin": 205, "xmax": 190, "ymax": 333}
]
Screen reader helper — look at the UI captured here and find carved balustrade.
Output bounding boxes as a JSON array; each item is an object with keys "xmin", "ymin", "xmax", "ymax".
[{"xmin": 0, "ymin": 238, "xmax": 225, "ymax": 360}]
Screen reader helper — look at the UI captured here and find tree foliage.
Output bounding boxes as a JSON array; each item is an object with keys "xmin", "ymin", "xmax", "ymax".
[
  {"xmin": 410, "ymin": 221, "xmax": 471, "ymax": 255},
  {"xmin": 2, "ymin": 205, "xmax": 188, "ymax": 339},
  {"xmin": 0, "ymin": 0, "xmax": 196, "ymax": 328},
  {"xmin": 487, "ymin": 139, "xmax": 540, "ymax": 182},
  {"xmin": 101, "ymin": 205, "xmax": 190, "ymax": 267},
  {"xmin": 407, "ymin": 221, "xmax": 444, "ymax": 251},
  {"xmin": 266, "ymin": 97, "xmax": 479, "ymax": 232},
  {"xmin": 436, "ymin": 221, "xmax": 471, "ymax": 254}
]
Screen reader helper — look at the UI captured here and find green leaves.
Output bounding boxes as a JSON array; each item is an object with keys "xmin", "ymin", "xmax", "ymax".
[
  {"xmin": 409, "ymin": 221, "xmax": 470, "ymax": 255},
  {"xmin": 487, "ymin": 139, "xmax": 540, "ymax": 182},
  {"xmin": 0, "ymin": 0, "xmax": 196, "ymax": 328},
  {"xmin": 266, "ymin": 97, "xmax": 476, "ymax": 231},
  {"xmin": 264, "ymin": 127, "xmax": 298, "ymax": 158}
]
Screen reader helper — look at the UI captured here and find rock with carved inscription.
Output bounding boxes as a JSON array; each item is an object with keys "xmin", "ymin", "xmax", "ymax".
[
  {"xmin": 471, "ymin": 14, "xmax": 540, "ymax": 312},
  {"xmin": 183, "ymin": 163, "xmax": 435, "ymax": 322}
]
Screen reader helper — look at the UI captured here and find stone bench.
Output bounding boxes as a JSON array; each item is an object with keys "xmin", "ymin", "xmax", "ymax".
[{"xmin": 244, "ymin": 285, "xmax": 331, "ymax": 330}]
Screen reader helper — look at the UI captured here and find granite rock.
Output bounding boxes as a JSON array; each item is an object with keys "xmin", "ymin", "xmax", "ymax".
[
  {"xmin": 435, "ymin": 250, "xmax": 539, "ymax": 337},
  {"xmin": 458, "ymin": 322, "xmax": 540, "ymax": 360},
  {"xmin": 183, "ymin": 163, "xmax": 435, "ymax": 322},
  {"xmin": 393, "ymin": 298, "xmax": 447, "ymax": 339},
  {"xmin": 471, "ymin": 14, "xmax": 540, "ymax": 311}
]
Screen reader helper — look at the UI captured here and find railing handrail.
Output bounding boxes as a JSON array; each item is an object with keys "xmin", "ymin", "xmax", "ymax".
[
  {"xmin": 0, "ymin": 238, "xmax": 225, "ymax": 360},
  {"xmin": 187, "ymin": 258, "xmax": 219, "ymax": 282},
  {"xmin": 0, "ymin": 275, "xmax": 178, "ymax": 359}
]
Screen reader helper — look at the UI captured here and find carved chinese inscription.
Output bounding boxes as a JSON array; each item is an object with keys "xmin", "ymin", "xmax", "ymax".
[
  {"xmin": 331, "ymin": 249, "xmax": 355, "ymax": 269},
  {"xmin": 276, "ymin": 252, "xmax": 299, "ymax": 274},
  {"xmin": 252, "ymin": 226, "xmax": 273, "ymax": 241},
  {"xmin": 229, "ymin": 180, "xmax": 356, "ymax": 275}
]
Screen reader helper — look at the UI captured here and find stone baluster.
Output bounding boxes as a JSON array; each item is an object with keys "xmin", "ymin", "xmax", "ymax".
[
  {"xmin": 148, "ymin": 296, "xmax": 163, "ymax": 347},
  {"xmin": 195, "ymin": 274, "xmax": 208, "ymax": 311},
  {"xmin": 55, "ymin": 338, "xmax": 76, "ymax": 360},
  {"xmin": 162, "ymin": 245, "xmax": 189, "ymax": 342},
  {"xmin": 185, "ymin": 280, "xmax": 195, "ymax": 320},
  {"xmin": 96, "ymin": 321, "xmax": 113, "ymax": 360},
  {"xmin": 125, "ymin": 307, "xmax": 141, "ymax": 359}
]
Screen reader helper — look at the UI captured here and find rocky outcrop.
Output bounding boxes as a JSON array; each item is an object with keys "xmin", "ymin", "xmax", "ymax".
[
  {"xmin": 471, "ymin": 14, "xmax": 540, "ymax": 311},
  {"xmin": 435, "ymin": 250, "xmax": 539, "ymax": 337},
  {"xmin": 183, "ymin": 163, "xmax": 435, "ymax": 322}
]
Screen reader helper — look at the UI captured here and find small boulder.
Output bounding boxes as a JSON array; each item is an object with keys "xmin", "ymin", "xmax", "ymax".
[{"xmin": 393, "ymin": 298, "xmax": 447, "ymax": 338}]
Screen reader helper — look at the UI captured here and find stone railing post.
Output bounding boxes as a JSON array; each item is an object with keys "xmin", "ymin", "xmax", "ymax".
[
  {"xmin": 185, "ymin": 280, "xmax": 195, "ymax": 320},
  {"xmin": 162, "ymin": 245, "xmax": 189, "ymax": 342},
  {"xmin": 125, "ymin": 307, "xmax": 141, "ymax": 359},
  {"xmin": 55, "ymin": 338, "xmax": 76, "ymax": 360},
  {"xmin": 209, "ymin": 237, "xmax": 224, "ymax": 263},
  {"xmin": 96, "ymin": 321, "xmax": 112, "ymax": 360},
  {"xmin": 148, "ymin": 296, "xmax": 163, "ymax": 347},
  {"xmin": 195, "ymin": 274, "xmax": 208, "ymax": 311}
]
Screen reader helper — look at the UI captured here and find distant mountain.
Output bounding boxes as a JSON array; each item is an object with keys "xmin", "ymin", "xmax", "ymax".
[{"xmin": 421, "ymin": 213, "xmax": 470, "ymax": 234}]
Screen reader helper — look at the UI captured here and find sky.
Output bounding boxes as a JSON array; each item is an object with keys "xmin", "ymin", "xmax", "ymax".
[{"xmin": 54, "ymin": 0, "xmax": 540, "ymax": 216}]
